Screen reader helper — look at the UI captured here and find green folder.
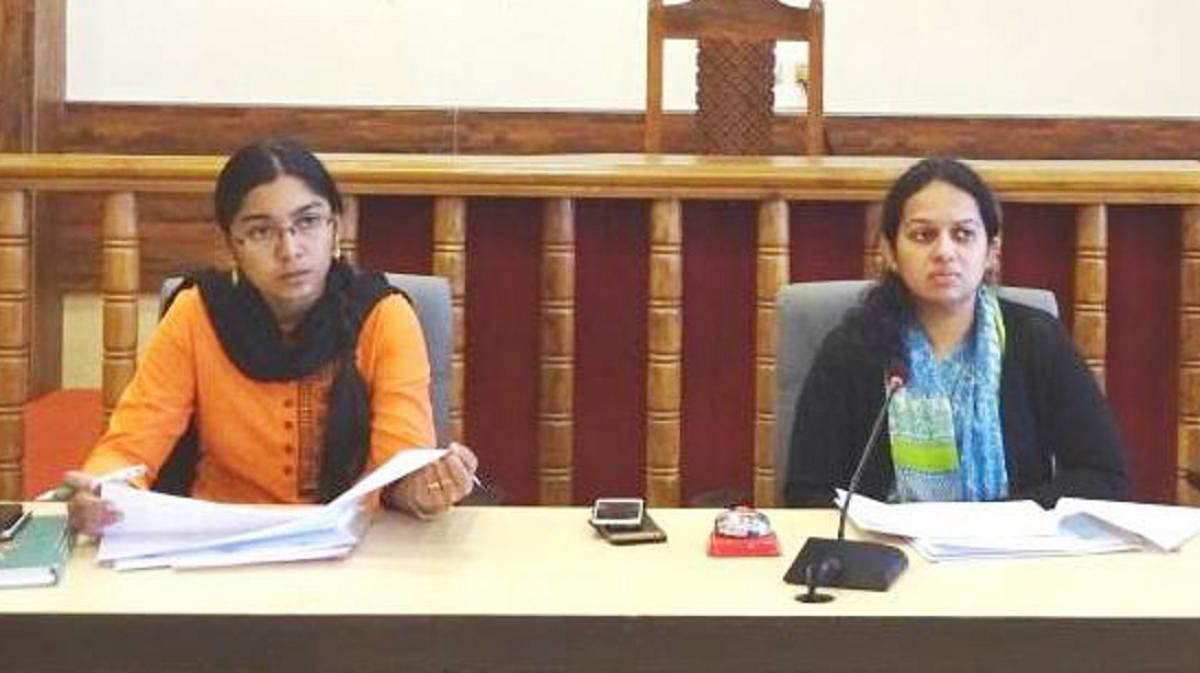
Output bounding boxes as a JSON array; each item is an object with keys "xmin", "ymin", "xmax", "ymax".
[{"xmin": 0, "ymin": 515, "xmax": 70, "ymax": 589}]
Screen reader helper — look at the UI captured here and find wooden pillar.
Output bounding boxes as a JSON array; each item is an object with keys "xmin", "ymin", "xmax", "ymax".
[
  {"xmin": 1073, "ymin": 204, "xmax": 1108, "ymax": 388},
  {"xmin": 433, "ymin": 197, "xmax": 467, "ymax": 442},
  {"xmin": 101, "ymin": 192, "xmax": 139, "ymax": 418},
  {"xmin": 1179, "ymin": 206, "xmax": 1200, "ymax": 499},
  {"xmin": 755, "ymin": 198, "xmax": 788, "ymax": 506},
  {"xmin": 538, "ymin": 199, "xmax": 575, "ymax": 504},
  {"xmin": 0, "ymin": 190, "xmax": 29, "ymax": 499},
  {"xmin": 0, "ymin": 0, "xmax": 64, "ymax": 151},
  {"xmin": 1, "ymin": 0, "xmax": 66, "ymax": 396},
  {"xmin": 863, "ymin": 202, "xmax": 884, "ymax": 278},
  {"xmin": 338, "ymin": 194, "xmax": 359, "ymax": 266},
  {"xmin": 646, "ymin": 199, "xmax": 682, "ymax": 506}
]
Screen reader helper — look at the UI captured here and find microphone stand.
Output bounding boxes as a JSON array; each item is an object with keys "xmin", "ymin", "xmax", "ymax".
[{"xmin": 787, "ymin": 375, "xmax": 909, "ymax": 601}]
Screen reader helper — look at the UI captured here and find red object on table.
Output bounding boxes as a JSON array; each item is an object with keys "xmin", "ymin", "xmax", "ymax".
[{"xmin": 707, "ymin": 531, "xmax": 781, "ymax": 557}]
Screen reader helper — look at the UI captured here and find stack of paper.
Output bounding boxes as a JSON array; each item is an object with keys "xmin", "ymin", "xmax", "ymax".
[
  {"xmin": 97, "ymin": 448, "xmax": 445, "ymax": 570},
  {"xmin": 836, "ymin": 491, "xmax": 1200, "ymax": 562}
]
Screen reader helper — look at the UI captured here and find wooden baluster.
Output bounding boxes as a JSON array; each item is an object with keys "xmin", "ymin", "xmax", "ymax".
[
  {"xmin": 101, "ymin": 193, "xmax": 140, "ymax": 419},
  {"xmin": 755, "ymin": 198, "xmax": 789, "ymax": 506},
  {"xmin": 433, "ymin": 197, "xmax": 467, "ymax": 442},
  {"xmin": 1074, "ymin": 204, "xmax": 1108, "ymax": 388},
  {"xmin": 1179, "ymin": 206, "xmax": 1200, "ymax": 501},
  {"xmin": 0, "ymin": 192, "xmax": 29, "ymax": 500},
  {"xmin": 538, "ymin": 199, "xmax": 575, "ymax": 504},
  {"xmin": 647, "ymin": 199, "xmax": 682, "ymax": 506},
  {"xmin": 863, "ymin": 202, "xmax": 884, "ymax": 278},
  {"xmin": 338, "ymin": 195, "xmax": 359, "ymax": 266}
]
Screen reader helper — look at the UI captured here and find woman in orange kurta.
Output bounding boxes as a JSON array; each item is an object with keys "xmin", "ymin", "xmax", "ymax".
[{"xmin": 67, "ymin": 140, "xmax": 478, "ymax": 534}]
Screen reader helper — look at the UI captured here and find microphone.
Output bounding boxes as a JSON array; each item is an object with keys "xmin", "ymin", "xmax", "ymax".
[{"xmin": 786, "ymin": 365, "xmax": 909, "ymax": 599}]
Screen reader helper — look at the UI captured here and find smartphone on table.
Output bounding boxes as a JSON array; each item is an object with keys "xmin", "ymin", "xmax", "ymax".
[{"xmin": 589, "ymin": 498, "xmax": 666, "ymax": 545}]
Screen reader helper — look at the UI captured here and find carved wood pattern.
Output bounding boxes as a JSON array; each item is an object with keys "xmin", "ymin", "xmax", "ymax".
[
  {"xmin": 755, "ymin": 198, "xmax": 788, "ymax": 506},
  {"xmin": 696, "ymin": 39, "xmax": 775, "ymax": 155},
  {"xmin": 538, "ymin": 198, "xmax": 575, "ymax": 504},
  {"xmin": 101, "ymin": 192, "xmax": 138, "ymax": 419},
  {"xmin": 1179, "ymin": 206, "xmax": 1200, "ymax": 491},
  {"xmin": 1073, "ymin": 204, "xmax": 1108, "ymax": 388},
  {"xmin": 433, "ymin": 196, "xmax": 466, "ymax": 442},
  {"xmin": 0, "ymin": 190, "xmax": 28, "ymax": 499},
  {"xmin": 646, "ymin": 199, "xmax": 682, "ymax": 506}
]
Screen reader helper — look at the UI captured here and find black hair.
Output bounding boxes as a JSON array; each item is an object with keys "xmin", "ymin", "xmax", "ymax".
[
  {"xmin": 849, "ymin": 157, "xmax": 1002, "ymax": 362},
  {"xmin": 880, "ymin": 156, "xmax": 1001, "ymax": 246},
  {"xmin": 213, "ymin": 139, "xmax": 343, "ymax": 232}
]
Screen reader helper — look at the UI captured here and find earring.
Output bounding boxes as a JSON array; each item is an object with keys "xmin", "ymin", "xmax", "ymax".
[
  {"xmin": 332, "ymin": 239, "xmax": 343, "ymax": 260},
  {"xmin": 231, "ymin": 266, "xmax": 240, "ymax": 286}
]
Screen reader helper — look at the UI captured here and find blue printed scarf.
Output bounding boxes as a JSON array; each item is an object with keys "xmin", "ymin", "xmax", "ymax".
[{"xmin": 887, "ymin": 287, "xmax": 1008, "ymax": 502}]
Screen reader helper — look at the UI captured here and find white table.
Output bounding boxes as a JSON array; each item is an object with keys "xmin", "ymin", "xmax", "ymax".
[{"xmin": 4, "ymin": 505, "xmax": 1199, "ymax": 672}]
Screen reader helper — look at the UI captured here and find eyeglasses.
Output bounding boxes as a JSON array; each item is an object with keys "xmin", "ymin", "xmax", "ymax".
[{"xmin": 231, "ymin": 213, "xmax": 332, "ymax": 250}]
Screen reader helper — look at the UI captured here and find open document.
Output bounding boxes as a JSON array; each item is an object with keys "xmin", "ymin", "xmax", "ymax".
[
  {"xmin": 835, "ymin": 490, "xmax": 1200, "ymax": 562},
  {"xmin": 96, "ymin": 448, "xmax": 446, "ymax": 571}
]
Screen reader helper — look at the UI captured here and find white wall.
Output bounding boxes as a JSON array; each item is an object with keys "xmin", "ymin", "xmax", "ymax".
[
  {"xmin": 67, "ymin": 0, "xmax": 1200, "ymax": 116},
  {"xmin": 62, "ymin": 294, "xmax": 160, "ymax": 388}
]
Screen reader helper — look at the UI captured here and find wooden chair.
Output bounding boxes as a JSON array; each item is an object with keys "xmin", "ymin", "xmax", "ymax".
[{"xmin": 646, "ymin": 0, "xmax": 825, "ymax": 155}]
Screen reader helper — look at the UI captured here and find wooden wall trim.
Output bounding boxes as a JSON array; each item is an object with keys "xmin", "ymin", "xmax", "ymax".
[
  {"xmin": 2, "ymin": 153, "xmax": 1198, "ymax": 204},
  {"xmin": 49, "ymin": 102, "xmax": 1200, "ymax": 160}
]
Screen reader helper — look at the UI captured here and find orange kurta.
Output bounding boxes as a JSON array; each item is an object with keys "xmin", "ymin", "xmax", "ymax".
[{"xmin": 83, "ymin": 287, "xmax": 436, "ymax": 503}]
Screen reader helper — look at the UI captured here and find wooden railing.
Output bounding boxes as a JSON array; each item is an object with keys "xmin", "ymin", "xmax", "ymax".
[{"xmin": 2, "ymin": 153, "xmax": 1199, "ymax": 504}]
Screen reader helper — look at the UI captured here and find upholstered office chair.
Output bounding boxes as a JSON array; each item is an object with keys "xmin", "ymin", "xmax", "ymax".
[
  {"xmin": 773, "ymin": 280, "xmax": 1059, "ymax": 502},
  {"xmin": 645, "ymin": 0, "xmax": 825, "ymax": 155},
  {"xmin": 159, "ymin": 272, "xmax": 453, "ymax": 447}
]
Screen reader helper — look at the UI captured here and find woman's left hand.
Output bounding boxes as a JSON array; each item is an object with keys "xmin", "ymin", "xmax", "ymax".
[{"xmin": 386, "ymin": 442, "xmax": 478, "ymax": 518}]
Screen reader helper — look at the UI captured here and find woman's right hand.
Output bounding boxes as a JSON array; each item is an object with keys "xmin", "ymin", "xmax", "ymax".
[{"xmin": 64, "ymin": 471, "xmax": 122, "ymax": 536}]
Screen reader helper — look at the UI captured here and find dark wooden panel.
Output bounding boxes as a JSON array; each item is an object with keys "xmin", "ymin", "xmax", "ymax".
[
  {"xmin": 788, "ymin": 202, "xmax": 866, "ymax": 281},
  {"xmin": 1108, "ymin": 206, "xmax": 1181, "ymax": 502},
  {"xmin": 680, "ymin": 201, "xmax": 756, "ymax": 505},
  {"xmin": 828, "ymin": 116, "xmax": 1200, "ymax": 160},
  {"xmin": 464, "ymin": 198, "xmax": 542, "ymax": 504},
  {"xmin": 573, "ymin": 200, "xmax": 648, "ymax": 503},
  {"xmin": 358, "ymin": 197, "xmax": 434, "ymax": 275},
  {"xmin": 50, "ymin": 103, "xmax": 1200, "ymax": 160},
  {"xmin": 1000, "ymin": 203, "xmax": 1076, "ymax": 327}
]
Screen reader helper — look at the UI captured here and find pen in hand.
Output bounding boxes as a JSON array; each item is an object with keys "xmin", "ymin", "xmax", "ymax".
[{"xmin": 34, "ymin": 464, "xmax": 148, "ymax": 502}]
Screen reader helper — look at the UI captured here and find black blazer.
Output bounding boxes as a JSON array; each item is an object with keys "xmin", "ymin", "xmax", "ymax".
[{"xmin": 784, "ymin": 300, "xmax": 1129, "ymax": 508}]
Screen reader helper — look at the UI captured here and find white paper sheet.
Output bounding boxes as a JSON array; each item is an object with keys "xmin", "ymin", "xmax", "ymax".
[
  {"xmin": 1055, "ymin": 498, "xmax": 1200, "ymax": 552},
  {"xmin": 836, "ymin": 490, "xmax": 1059, "ymax": 538},
  {"xmin": 834, "ymin": 490, "xmax": 1200, "ymax": 562},
  {"xmin": 97, "ymin": 447, "xmax": 445, "ymax": 569}
]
